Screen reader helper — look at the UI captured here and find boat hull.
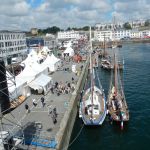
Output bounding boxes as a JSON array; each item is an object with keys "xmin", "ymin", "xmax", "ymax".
[{"xmin": 79, "ymin": 86, "xmax": 107, "ymax": 126}]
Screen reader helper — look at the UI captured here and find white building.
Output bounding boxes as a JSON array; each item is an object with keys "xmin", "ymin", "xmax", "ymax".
[
  {"xmin": 95, "ymin": 22, "xmax": 123, "ymax": 31},
  {"xmin": 113, "ymin": 30, "xmax": 131, "ymax": 40},
  {"xmin": 0, "ymin": 30, "xmax": 27, "ymax": 65},
  {"xmin": 139, "ymin": 30, "xmax": 150, "ymax": 38},
  {"xmin": 57, "ymin": 30, "xmax": 80, "ymax": 39},
  {"xmin": 94, "ymin": 30, "xmax": 113, "ymax": 41},
  {"xmin": 129, "ymin": 19, "xmax": 145, "ymax": 29},
  {"xmin": 94, "ymin": 29, "xmax": 150, "ymax": 41}
]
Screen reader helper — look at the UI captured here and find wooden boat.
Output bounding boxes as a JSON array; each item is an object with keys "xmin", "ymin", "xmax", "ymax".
[
  {"xmin": 101, "ymin": 57, "xmax": 113, "ymax": 70},
  {"xmin": 100, "ymin": 34, "xmax": 113, "ymax": 70},
  {"xmin": 107, "ymin": 52, "xmax": 129, "ymax": 129},
  {"xmin": 79, "ymin": 27, "xmax": 106, "ymax": 125}
]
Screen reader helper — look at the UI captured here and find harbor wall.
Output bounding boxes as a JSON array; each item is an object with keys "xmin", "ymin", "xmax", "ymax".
[{"xmin": 55, "ymin": 57, "xmax": 90, "ymax": 150}]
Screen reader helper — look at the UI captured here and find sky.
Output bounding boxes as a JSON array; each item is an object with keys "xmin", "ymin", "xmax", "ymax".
[{"xmin": 0, "ymin": 0, "xmax": 149, "ymax": 30}]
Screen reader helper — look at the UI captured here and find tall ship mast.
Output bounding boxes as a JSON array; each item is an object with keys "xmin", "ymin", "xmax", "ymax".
[{"xmin": 79, "ymin": 27, "xmax": 106, "ymax": 125}]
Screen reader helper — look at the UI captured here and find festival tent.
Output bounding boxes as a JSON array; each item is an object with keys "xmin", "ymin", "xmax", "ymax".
[
  {"xmin": 30, "ymin": 61, "xmax": 48, "ymax": 75},
  {"xmin": 21, "ymin": 49, "xmax": 38, "ymax": 66},
  {"xmin": 28, "ymin": 74, "xmax": 52, "ymax": 94},
  {"xmin": 42, "ymin": 54, "xmax": 61, "ymax": 72},
  {"xmin": 41, "ymin": 46, "xmax": 52, "ymax": 53},
  {"xmin": 63, "ymin": 41, "xmax": 72, "ymax": 48},
  {"xmin": 6, "ymin": 71, "xmax": 31, "ymax": 100},
  {"xmin": 21, "ymin": 48, "xmax": 47, "ymax": 66},
  {"xmin": 16, "ymin": 63, "xmax": 39, "ymax": 83},
  {"xmin": 63, "ymin": 47, "xmax": 74, "ymax": 57}
]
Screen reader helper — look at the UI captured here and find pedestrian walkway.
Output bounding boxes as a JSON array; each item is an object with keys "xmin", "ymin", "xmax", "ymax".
[{"xmin": 1, "ymin": 59, "xmax": 84, "ymax": 149}]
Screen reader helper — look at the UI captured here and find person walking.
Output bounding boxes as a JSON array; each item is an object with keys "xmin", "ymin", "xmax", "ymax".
[
  {"xmin": 53, "ymin": 107, "xmax": 57, "ymax": 118},
  {"xmin": 51, "ymin": 112, "xmax": 57, "ymax": 124},
  {"xmin": 25, "ymin": 103, "xmax": 30, "ymax": 113},
  {"xmin": 48, "ymin": 105, "xmax": 52, "ymax": 116},
  {"xmin": 32, "ymin": 99, "xmax": 37, "ymax": 107},
  {"xmin": 41, "ymin": 97, "xmax": 45, "ymax": 107}
]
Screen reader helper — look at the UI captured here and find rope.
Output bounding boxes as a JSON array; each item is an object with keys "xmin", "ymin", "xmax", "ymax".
[
  {"xmin": 95, "ymin": 68, "xmax": 102, "ymax": 89},
  {"xmin": 68, "ymin": 123, "xmax": 84, "ymax": 148}
]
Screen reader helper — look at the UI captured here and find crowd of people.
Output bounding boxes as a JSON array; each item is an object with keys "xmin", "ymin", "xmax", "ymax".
[{"xmin": 50, "ymin": 79, "xmax": 76, "ymax": 96}]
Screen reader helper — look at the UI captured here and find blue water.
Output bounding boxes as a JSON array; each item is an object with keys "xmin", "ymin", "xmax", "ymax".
[{"xmin": 68, "ymin": 43, "xmax": 150, "ymax": 150}]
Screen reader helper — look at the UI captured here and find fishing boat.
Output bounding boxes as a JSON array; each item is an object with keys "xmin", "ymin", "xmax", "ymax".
[
  {"xmin": 79, "ymin": 27, "xmax": 106, "ymax": 125},
  {"xmin": 107, "ymin": 51, "xmax": 129, "ymax": 129}
]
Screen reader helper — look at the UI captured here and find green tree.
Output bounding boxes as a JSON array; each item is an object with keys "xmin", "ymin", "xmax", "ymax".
[
  {"xmin": 82, "ymin": 26, "xmax": 89, "ymax": 31},
  {"xmin": 123, "ymin": 22, "xmax": 132, "ymax": 29},
  {"xmin": 67, "ymin": 27, "xmax": 71, "ymax": 31},
  {"xmin": 145, "ymin": 20, "xmax": 150, "ymax": 26}
]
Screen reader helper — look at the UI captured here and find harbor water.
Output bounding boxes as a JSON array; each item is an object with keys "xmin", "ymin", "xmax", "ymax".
[{"xmin": 68, "ymin": 43, "xmax": 150, "ymax": 150}]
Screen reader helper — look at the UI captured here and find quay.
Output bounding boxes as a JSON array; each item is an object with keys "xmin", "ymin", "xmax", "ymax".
[{"xmin": 0, "ymin": 57, "xmax": 89, "ymax": 150}]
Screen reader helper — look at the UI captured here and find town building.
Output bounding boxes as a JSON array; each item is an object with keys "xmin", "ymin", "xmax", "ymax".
[
  {"xmin": 130, "ymin": 19, "xmax": 145, "ymax": 29},
  {"xmin": 0, "ymin": 30, "xmax": 27, "ymax": 65},
  {"xmin": 31, "ymin": 28, "xmax": 38, "ymax": 35},
  {"xmin": 94, "ymin": 30, "xmax": 113, "ymax": 41},
  {"xmin": 95, "ymin": 22, "xmax": 123, "ymax": 31},
  {"xmin": 57, "ymin": 30, "xmax": 80, "ymax": 39},
  {"xmin": 94, "ymin": 29, "xmax": 150, "ymax": 41},
  {"xmin": 44, "ymin": 34, "xmax": 57, "ymax": 49}
]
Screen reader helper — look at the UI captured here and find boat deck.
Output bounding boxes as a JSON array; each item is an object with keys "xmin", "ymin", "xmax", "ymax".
[
  {"xmin": 82, "ymin": 87, "xmax": 105, "ymax": 121},
  {"xmin": 108, "ymin": 87, "xmax": 129, "ymax": 121}
]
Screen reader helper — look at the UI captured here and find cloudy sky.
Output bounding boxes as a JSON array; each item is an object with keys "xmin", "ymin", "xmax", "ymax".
[{"xmin": 0, "ymin": 0, "xmax": 149, "ymax": 30}]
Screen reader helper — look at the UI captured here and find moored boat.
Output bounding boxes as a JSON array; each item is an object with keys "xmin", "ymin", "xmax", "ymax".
[
  {"xmin": 79, "ymin": 27, "xmax": 106, "ymax": 126},
  {"xmin": 107, "ymin": 52, "xmax": 129, "ymax": 129}
]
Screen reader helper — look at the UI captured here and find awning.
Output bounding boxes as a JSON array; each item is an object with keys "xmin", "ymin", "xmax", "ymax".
[
  {"xmin": 28, "ymin": 82, "xmax": 42, "ymax": 90},
  {"xmin": 28, "ymin": 74, "xmax": 52, "ymax": 89}
]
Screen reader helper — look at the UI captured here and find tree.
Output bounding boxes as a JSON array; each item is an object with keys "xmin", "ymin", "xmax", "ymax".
[
  {"xmin": 123, "ymin": 22, "xmax": 132, "ymax": 29},
  {"xmin": 38, "ymin": 26, "xmax": 61, "ymax": 35},
  {"xmin": 82, "ymin": 26, "xmax": 89, "ymax": 31},
  {"xmin": 67, "ymin": 27, "xmax": 71, "ymax": 31},
  {"xmin": 145, "ymin": 20, "xmax": 150, "ymax": 26}
]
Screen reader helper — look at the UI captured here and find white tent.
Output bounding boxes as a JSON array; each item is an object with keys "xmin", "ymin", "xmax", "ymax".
[
  {"xmin": 63, "ymin": 47, "xmax": 74, "ymax": 57},
  {"xmin": 41, "ymin": 46, "xmax": 52, "ymax": 53},
  {"xmin": 28, "ymin": 74, "xmax": 52, "ymax": 94},
  {"xmin": 21, "ymin": 49, "xmax": 38, "ymax": 66},
  {"xmin": 6, "ymin": 71, "xmax": 31, "ymax": 100},
  {"xmin": 42, "ymin": 54, "xmax": 61, "ymax": 72}
]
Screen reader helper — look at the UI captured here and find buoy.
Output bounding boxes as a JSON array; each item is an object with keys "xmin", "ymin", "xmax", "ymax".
[{"xmin": 121, "ymin": 121, "xmax": 124, "ymax": 130}]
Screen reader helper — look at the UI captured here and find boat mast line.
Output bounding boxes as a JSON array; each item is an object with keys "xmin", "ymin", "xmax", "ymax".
[
  {"xmin": 89, "ymin": 26, "xmax": 94, "ymax": 120},
  {"xmin": 114, "ymin": 50, "xmax": 118, "ymax": 96}
]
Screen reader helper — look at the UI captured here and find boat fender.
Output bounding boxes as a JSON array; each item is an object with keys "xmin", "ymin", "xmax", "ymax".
[
  {"xmin": 106, "ymin": 109, "xmax": 109, "ymax": 115},
  {"xmin": 121, "ymin": 121, "xmax": 124, "ymax": 130}
]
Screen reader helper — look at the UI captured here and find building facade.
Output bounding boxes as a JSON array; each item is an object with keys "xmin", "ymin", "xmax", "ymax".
[
  {"xmin": 94, "ymin": 29, "xmax": 150, "ymax": 41},
  {"xmin": 94, "ymin": 30, "xmax": 113, "ymax": 41},
  {"xmin": 130, "ymin": 20, "xmax": 145, "ymax": 29},
  {"xmin": 0, "ymin": 31, "xmax": 27, "ymax": 65},
  {"xmin": 44, "ymin": 36, "xmax": 57, "ymax": 49},
  {"xmin": 95, "ymin": 22, "xmax": 123, "ymax": 31},
  {"xmin": 57, "ymin": 30, "xmax": 80, "ymax": 39}
]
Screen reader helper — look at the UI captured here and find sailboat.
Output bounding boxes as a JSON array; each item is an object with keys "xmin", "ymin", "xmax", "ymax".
[
  {"xmin": 107, "ymin": 51, "xmax": 129, "ymax": 129},
  {"xmin": 101, "ymin": 33, "xmax": 113, "ymax": 70},
  {"xmin": 79, "ymin": 27, "xmax": 106, "ymax": 125}
]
